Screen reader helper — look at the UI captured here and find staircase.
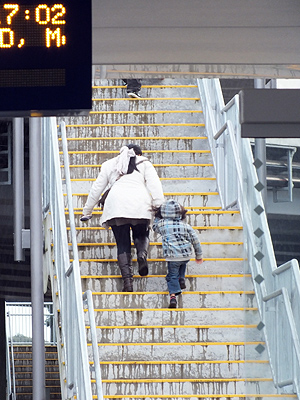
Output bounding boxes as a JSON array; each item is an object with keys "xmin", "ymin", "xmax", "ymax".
[
  {"xmin": 11, "ymin": 345, "xmax": 61, "ymax": 399},
  {"xmin": 56, "ymin": 79, "xmax": 292, "ymax": 399}
]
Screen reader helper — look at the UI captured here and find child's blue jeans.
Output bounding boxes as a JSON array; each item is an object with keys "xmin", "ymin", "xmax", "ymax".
[{"xmin": 166, "ymin": 260, "xmax": 189, "ymax": 295}]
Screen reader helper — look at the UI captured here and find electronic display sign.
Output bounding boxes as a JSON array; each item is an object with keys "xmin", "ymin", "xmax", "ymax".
[{"xmin": 0, "ymin": 0, "xmax": 92, "ymax": 116}]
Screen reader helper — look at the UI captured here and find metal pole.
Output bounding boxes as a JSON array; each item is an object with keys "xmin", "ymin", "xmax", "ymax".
[
  {"xmin": 29, "ymin": 117, "xmax": 46, "ymax": 400},
  {"xmin": 13, "ymin": 118, "xmax": 25, "ymax": 261},
  {"xmin": 254, "ymin": 79, "xmax": 267, "ymax": 209}
]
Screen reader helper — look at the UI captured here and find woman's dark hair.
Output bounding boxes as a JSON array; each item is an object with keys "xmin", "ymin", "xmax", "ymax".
[
  {"xmin": 180, "ymin": 205, "xmax": 188, "ymax": 220},
  {"xmin": 152, "ymin": 206, "xmax": 162, "ymax": 218},
  {"xmin": 127, "ymin": 144, "xmax": 142, "ymax": 155},
  {"xmin": 126, "ymin": 144, "xmax": 143, "ymax": 174}
]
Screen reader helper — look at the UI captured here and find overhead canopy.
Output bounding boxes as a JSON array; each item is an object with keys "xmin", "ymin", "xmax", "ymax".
[{"xmin": 92, "ymin": 0, "xmax": 300, "ymax": 79}]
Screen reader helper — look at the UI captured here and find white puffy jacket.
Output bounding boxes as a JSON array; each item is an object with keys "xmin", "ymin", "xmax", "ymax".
[{"xmin": 82, "ymin": 155, "xmax": 165, "ymax": 226}]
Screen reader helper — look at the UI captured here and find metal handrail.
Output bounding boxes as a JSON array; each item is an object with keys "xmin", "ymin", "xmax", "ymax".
[
  {"xmin": 42, "ymin": 117, "xmax": 102, "ymax": 399},
  {"xmin": 60, "ymin": 121, "xmax": 103, "ymax": 400},
  {"xmin": 197, "ymin": 78, "xmax": 300, "ymax": 398},
  {"xmin": 83, "ymin": 290, "xmax": 104, "ymax": 400}
]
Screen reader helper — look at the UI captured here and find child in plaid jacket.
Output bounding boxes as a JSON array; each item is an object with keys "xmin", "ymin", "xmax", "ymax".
[{"xmin": 153, "ymin": 199, "xmax": 203, "ymax": 308}]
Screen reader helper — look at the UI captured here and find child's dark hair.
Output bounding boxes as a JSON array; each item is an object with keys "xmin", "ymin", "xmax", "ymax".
[{"xmin": 126, "ymin": 144, "xmax": 143, "ymax": 174}]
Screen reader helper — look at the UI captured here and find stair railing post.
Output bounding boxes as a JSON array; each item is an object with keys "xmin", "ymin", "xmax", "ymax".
[
  {"xmin": 254, "ymin": 79, "xmax": 267, "ymax": 209},
  {"xmin": 29, "ymin": 117, "xmax": 46, "ymax": 400}
]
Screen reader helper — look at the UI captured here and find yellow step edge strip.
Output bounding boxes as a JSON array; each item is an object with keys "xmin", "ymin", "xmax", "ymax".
[
  {"xmin": 67, "ymin": 225, "xmax": 232, "ymax": 230},
  {"xmin": 65, "ymin": 122, "xmax": 205, "ymax": 127},
  {"xmin": 87, "ymin": 308, "xmax": 257, "ymax": 313},
  {"xmin": 71, "ymin": 213, "xmax": 237, "ymax": 218},
  {"xmin": 90, "ymin": 359, "xmax": 267, "ymax": 365},
  {"xmin": 97, "ymin": 378, "xmax": 272, "ymax": 383},
  {"xmin": 62, "ymin": 136, "xmax": 206, "ymax": 140},
  {"xmin": 80, "ymin": 274, "xmax": 252, "ymax": 278},
  {"xmin": 69, "ymin": 177, "xmax": 216, "ymax": 182},
  {"xmin": 71, "ymin": 206, "xmax": 222, "ymax": 210},
  {"xmin": 65, "ymin": 192, "xmax": 219, "ymax": 196},
  {"xmin": 14, "ymin": 370, "xmax": 59, "ymax": 374},
  {"xmin": 71, "ymin": 208, "xmax": 232, "ymax": 213},
  {"xmin": 87, "ymin": 324, "xmax": 257, "ymax": 330},
  {"xmin": 64, "ymin": 163, "xmax": 214, "ymax": 168},
  {"xmin": 75, "ymin": 242, "xmax": 243, "ymax": 246},
  {"xmin": 92, "ymin": 85, "xmax": 198, "ymax": 89},
  {"xmin": 15, "ymin": 378, "xmax": 59, "ymax": 382},
  {"xmin": 71, "ymin": 210, "xmax": 236, "ymax": 215},
  {"xmin": 62, "ymin": 150, "xmax": 210, "ymax": 154},
  {"xmin": 92, "ymin": 97, "xmax": 201, "ymax": 101},
  {"xmin": 77, "ymin": 257, "xmax": 244, "ymax": 262},
  {"xmin": 97, "ymin": 395, "xmax": 297, "ymax": 399},
  {"xmin": 89, "ymin": 109, "xmax": 203, "ymax": 114},
  {"xmin": 87, "ymin": 340, "xmax": 263, "ymax": 347},
  {"xmin": 87, "ymin": 290, "xmax": 254, "ymax": 295},
  {"xmin": 58, "ymin": 306, "xmax": 255, "ymax": 313}
]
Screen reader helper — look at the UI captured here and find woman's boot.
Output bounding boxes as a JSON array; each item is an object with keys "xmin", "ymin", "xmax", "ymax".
[
  {"xmin": 134, "ymin": 236, "xmax": 149, "ymax": 276},
  {"xmin": 118, "ymin": 252, "xmax": 133, "ymax": 292}
]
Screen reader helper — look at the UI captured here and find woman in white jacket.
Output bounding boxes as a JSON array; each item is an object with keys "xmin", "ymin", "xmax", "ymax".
[{"xmin": 81, "ymin": 144, "xmax": 164, "ymax": 292}]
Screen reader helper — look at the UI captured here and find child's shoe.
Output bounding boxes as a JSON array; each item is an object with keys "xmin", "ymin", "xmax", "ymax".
[
  {"xmin": 169, "ymin": 295, "xmax": 177, "ymax": 308},
  {"xmin": 179, "ymin": 278, "xmax": 186, "ymax": 289}
]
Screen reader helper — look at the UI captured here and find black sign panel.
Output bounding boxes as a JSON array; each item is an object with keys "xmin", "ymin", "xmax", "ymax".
[
  {"xmin": 240, "ymin": 89, "xmax": 300, "ymax": 138},
  {"xmin": 0, "ymin": 0, "xmax": 92, "ymax": 116}
]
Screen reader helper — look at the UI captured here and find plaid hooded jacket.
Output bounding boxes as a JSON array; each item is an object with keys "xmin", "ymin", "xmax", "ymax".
[{"xmin": 153, "ymin": 199, "xmax": 203, "ymax": 260}]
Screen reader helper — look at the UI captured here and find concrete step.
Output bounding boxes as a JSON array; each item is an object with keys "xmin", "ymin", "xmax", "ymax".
[
  {"xmin": 12, "ymin": 346, "xmax": 61, "ymax": 399},
  {"xmin": 90, "ymin": 96, "xmax": 202, "ymax": 110},
  {"xmin": 64, "ymin": 110, "xmax": 204, "ymax": 125},
  {"xmin": 62, "ymin": 123, "xmax": 206, "ymax": 138},
  {"xmin": 80, "ymin": 260, "xmax": 245, "ymax": 276},
  {"xmin": 79, "ymin": 263, "xmax": 247, "ymax": 281},
  {"xmin": 69, "ymin": 176, "xmax": 218, "ymax": 194},
  {"xmin": 14, "ymin": 386, "xmax": 61, "ymax": 397},
  {"xmin": 62, "ymin": 136, "xmax": 209, "ymax": 153},
  {"xmin": 76, "ymin": 242, "xmax": 243, "ymax": 260},
  {"xmin": 87, "ymin": 308, "xmax": 259, "ymax": 327},
  {"xmin": 89, "ymin": 291, "xmax": 256, "ymax": 310},
  {"xmin": 66, "ymin": 192, "xmax": 222, "ymax": 209},
  {"xmin": 88, "ymin": 323, "xmax": 261, "ymax": 344},
  {"xmin": 81, "ymin": 274, "xmax": 251, "ymax": 293},
  {"xmin": 94, "ymin": 380, "xmax": 280, "ymax": 398},
  {"xmin": 94, "ymin": 359, "xmax": 272, "ymax": 380},
  {"xmin": 70, "ymin": 210, "xmax": 241, "ymax": 228},
  {"xmin": 91, "ymin": 81, "xmax": 200, "ymax": 98},
  {"xmin": 65, "ymin": 164, "xmax": 216, "ymax": 180},
  {"xmin": 74, "ymin": 226, "xmax": 243, "ymax": 245},
  {"xmin": 87, "ymin": 341, "xmax": 264, "ymax": 362},
  {"xmin": 62, "ymin": 147, "xmax": 212, "ymax": 166}
]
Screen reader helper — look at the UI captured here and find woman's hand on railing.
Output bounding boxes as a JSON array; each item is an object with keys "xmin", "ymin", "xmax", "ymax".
[{"xmin": 80, "ymin": 214, "xmax": 92, "ymax": 222}]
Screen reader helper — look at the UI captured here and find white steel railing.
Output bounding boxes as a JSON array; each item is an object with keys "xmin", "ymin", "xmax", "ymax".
[
  {"xmin": 42, "ymin": 117, "xmax": 103, "ymax": 400},
  {"xmin": 6, "ymin": 302, "xmax": 56, "ymax": 344},
  {"xmin": 197, "ymin": 78, "xmax": 300, "ymax": 398}
]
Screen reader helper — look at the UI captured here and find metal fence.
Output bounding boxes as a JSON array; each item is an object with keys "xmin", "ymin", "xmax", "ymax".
[
  {"xmin": 197, "ymin": 78, "xmax": 300, "ymax": 398},
  {"xmin": 6, "ymin": 302, "xmax": 56, "ymax": 344}
]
